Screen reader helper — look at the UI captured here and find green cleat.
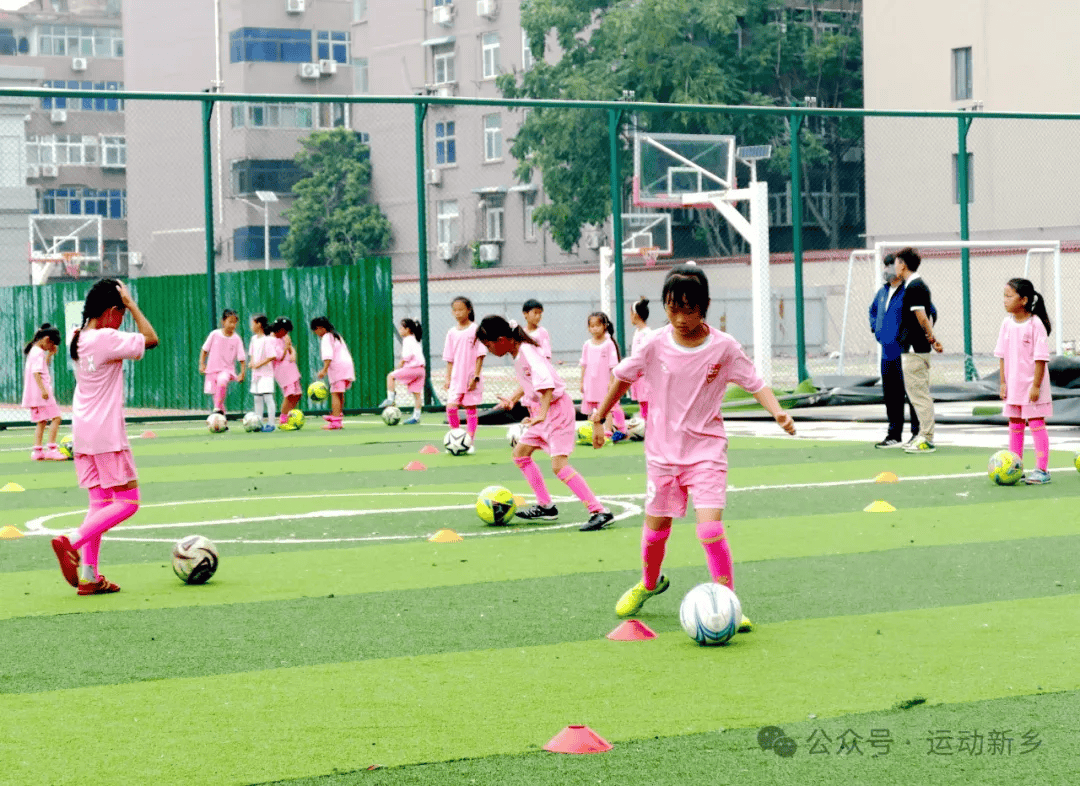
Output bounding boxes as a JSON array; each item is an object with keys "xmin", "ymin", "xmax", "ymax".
[{"xmin": 615, "ymin": 575, "xmax": 670, "ymax": 617}]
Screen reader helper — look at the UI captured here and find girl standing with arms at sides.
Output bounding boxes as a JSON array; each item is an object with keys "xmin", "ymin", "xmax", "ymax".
[
  {"xmin": 580, "ymin": 311, "xmax": 628, "ymax": 441},
  {"xmin": 270, "ymin": 317, "xmax": 303, "ymax": 429},
  {"xmin": 629, "ymin": 297, "xmax": 653, "ymax": 422},
  {"xmin": 247, "ymin": 314, "xmax": 277, "ymax": 431},
  {"xmin": 199, "ymin": 309, "xmax": 246, "ymax": 416},
  {"xmin": 51, "ymin": 279, "xmax": 159, "ymax": 595},
  {"xmin": 22, "ymin": 323, "xmax": 65, "ymax": 461},
  {"xmin": 379, "ymin": 318, "xmax": 426, "ymax": 424},
  {"xmin": 996, "ymin": 277, "xmax": 1053, "ymax": 485},
  {"xmin": 590, "ymin": 264, "xmax": 796, "ymax": 625},
  {"xmin": 522, "ymin": 299, "xmax": 552, "ymax": 360},
  {"xmin": 311, "ymin": 316, "xmax": 355, "ymax": 430},
  {"xmin": 442, "ymin": 296, "xmax": 486, "ymax": 453},
  {"xmin": 477, "ymin": 315, "xmax": 614, "ymax": 531}
]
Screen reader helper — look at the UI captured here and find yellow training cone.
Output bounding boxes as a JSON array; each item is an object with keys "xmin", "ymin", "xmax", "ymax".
[
  {"xmin": 1, "ymin": 482, "xmax": 25, "ymax": 493},
  {"xmin": 863, "ymin": 500, "xmax": 896, "ymax": 513},
  {"xmin": 874, "ymin": 471, "xmax": 899, "ymax": 483},
  {"xmin": 429, "ymin": 529, "xmax": 463, "ymax": 543},
  {"xmin": 512, "ymin": 495, "xmax": 527, "ymax": 508},
  {"xmin": 0, "ymin": 525, "xmax": 24, "ymax": 539}
]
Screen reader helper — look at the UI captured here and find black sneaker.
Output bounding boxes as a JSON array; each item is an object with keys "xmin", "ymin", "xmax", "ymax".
[
  {"xmin": 516, "ymin": 504, "xmax": 559, "ymax": 521},
  {"xmin": 580, "ymin": 510, "xmax": 614, "ymax": 531},
  {"xmin": 874, "ymin": 438, "xmax": 903, "ymax": 449}
]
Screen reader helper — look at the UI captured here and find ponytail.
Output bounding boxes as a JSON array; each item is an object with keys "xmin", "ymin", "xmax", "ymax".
[
  {"xmin": 271, "ymin": 316, "xmax": 294, "ymax": 334},
  {"xmin": 70, "ymin": 278, "xmax": 124, "ymax": 361},
  {"xmin": 401, "ymin": 318, "xmax": 423, "ymax": 341},
  {"xmin": 309, "ymin": 315, "xmax": 342, "ymax": 342},
  {"xmin": 25, "ymin": 323, "xmax": 61, "ymax": 355},
  {"xmin": 252, "ymin": 314, "xmax": 271, "ymax": 335},
  {"xmin": 1007, "ymin": 277, "xmax": 1052, "ymax": 336},
  {"xmin": 633, "ymin": 297, "xmax": 650, "ymax": 322},
  {"xmin": 475, "ymin": 314, "xmax": 539, "ymax": 347}
]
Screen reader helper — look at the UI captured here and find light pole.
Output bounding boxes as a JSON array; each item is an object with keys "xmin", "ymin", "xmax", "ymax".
[{"xmin": 254, "ymin": 190, "xmax": 279, "ymax": 270}]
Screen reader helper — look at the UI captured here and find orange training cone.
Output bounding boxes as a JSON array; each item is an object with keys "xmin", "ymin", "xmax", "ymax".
[
  {"xmin": 0, "ymin": 525, "xmax": 24, "ymax": 539},
  {"xmin": 428, "ymin": 529, "xmax": 462, "ymax": 543},
  {"xmin": 141, "ymin": 430, "xmax": 157, "ymax": 439},
  {"xmin": 607, "ymin": 619, "xmax": 657, "ymax": 641},
  {"xmin": 404, "ymin": 461, "xmax": 427, "ymax": 471},
  {"xmin": 419, "ymin": 444, "xmax": 439, "ymax": 454},
  {"xmin": 874, "ymin": 471, "xmax": 898, "ymax": 483},
  {"xmin": 543, "ymin": 725, "xmax": 613, "ymax": 754}
]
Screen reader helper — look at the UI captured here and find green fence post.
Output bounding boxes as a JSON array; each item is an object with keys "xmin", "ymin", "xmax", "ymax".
[
  {"xmin": 957, "ymin": 116, "xmax": 976, "ymax": 381},
  {"xmin": 789, "ymin": 113, "xmax": 809, "ymax": 384},
  {"xmin": 414, "ymin": 102, "xmax": 434, "ymax": 406},
  {"xmin": 608, "ymin": 108, "xmax": 625, "ymax": 353},
  {"xmin": 202, "ymin": 98, "xmax": 217, "ymax": 330}
]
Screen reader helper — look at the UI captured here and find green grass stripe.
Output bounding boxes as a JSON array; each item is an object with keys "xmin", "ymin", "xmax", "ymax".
[
  {"xmin": 4, "ymin": 495, "xmax": 1079, "ymax": 619},
  {"xmin": 3, "ymin": 595, "xmax": 1078, "ymax": 785},
  {"xmin": 5, "ymin": 536, "xmax": 1078, "ymax": 694}
]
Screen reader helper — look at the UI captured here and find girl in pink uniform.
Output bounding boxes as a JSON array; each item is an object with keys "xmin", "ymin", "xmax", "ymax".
[
  {"xmin": 247, "ymin": 314, "xmax": 276, "ymax": 431},
  {"xmin": 628, "ymin": 297, "xmax": 653, "ymax": 421},
  {"xmin": 442, "ymin": 297, "xmax": 486, "ymax": 451},
  {"xmin": 199, "ymin": 309, "xmax": 246, "ymax": 416},
  {"xmin": 379, "ymin": 319, "xmax": 426, "ymax": 424},
  {"xmin": 270, "ymin": 317, "xmax": 302, "ymax": 429},
  {"xmin": 590, "ymin": 264, "xmax": 795, "ymax": 623},
  {"xmin": 22, "ymin": 323, "xmax": 65, "ymax": 461},
  {"xmin": 477, "ymin": 315, "xmax": 613, "ymax": 531},
  {"xmin": 996, "ymin": 277, "xmax": 1053, "ymax": 485},
  {"xmin": 50, "ymin": 278, "xmax": 159, "ymax": 595},
  {"xmin": 579, "ymin": 311, "xmax": 628, "ymax": 440},
  {"xmin": 311, "ymin": 316, "xmax": 355, "ymax": 430}
]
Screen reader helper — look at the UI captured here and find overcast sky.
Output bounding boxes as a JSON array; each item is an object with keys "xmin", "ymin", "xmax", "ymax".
[{"xmin": 0, "ymin": 1, "xmax": 29, "ymax": 10}]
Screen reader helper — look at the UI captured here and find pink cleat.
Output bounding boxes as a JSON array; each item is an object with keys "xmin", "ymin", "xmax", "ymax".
[
  {"xmin": 31, "ymin": 446, "xmax": 44, "ymax": 461},
  {"xmin": 42, "ymin": 445, "xmax": 67, "ymax": 461},
  {"xmin": 77, "ymin": 575, "xmax": 121, "ymax": 595}
]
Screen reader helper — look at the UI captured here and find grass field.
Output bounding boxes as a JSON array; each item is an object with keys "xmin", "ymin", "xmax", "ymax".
[{"xmin": 2, "ymin": 414, "xmax": 1079, "ymax": 786}]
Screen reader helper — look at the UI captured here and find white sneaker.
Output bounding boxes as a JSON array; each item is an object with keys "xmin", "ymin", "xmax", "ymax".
[{"xmin": 466, "ymin": 444, "xmax": 475, "ymax": 455}]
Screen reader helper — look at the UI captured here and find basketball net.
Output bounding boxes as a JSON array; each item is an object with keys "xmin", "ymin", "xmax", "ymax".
[
  {"xmin": 639, "ymin": 246, "xmax": 660, "ymax": 267},
  {"xmin": 62, "ymin": 251, "xmax": 80, "ymax": 278}
]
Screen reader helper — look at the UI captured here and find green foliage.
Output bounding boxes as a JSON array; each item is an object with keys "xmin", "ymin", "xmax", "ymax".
[{"xmin": 281, "ymin": 128, "xmax": 392, "ymax": 268}]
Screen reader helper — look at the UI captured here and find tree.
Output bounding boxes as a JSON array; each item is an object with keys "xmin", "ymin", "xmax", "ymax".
[
  {"xmin": 498, "ymin": 0, "xmax": 863, "ymax": 253},
  {"xmin": 282, "ymin": 128, "xmax": 392, "ymax": 268}
]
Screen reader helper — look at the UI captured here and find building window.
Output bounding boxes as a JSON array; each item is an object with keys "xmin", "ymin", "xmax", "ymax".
[
  {"xmin": 230, "ymin": 102, "xmax": 350, "ymax": 129},
  {"xmin": 101, "ymin": 136, "xmax": 125, "ymax": 167},
  {"xmin": 433, "ymin": 0, "xmax": 450, "ymax": 5},
  {"xmin": 41, "ymin": 80, "xmax": 123, "ymax": 112},
  {"xmin": 433, "ymin": 44, "xmax": 455, "ymax": 85},
  {"xmin": 316, "ymin": 30, "xmax": 350, "ymax": 63},
  {"xmin": 435, "ymin": 121, "xmax": 456, "ymax": 165},
  {"xmin": 485, "ymin": 205, "xmax": 504, "ymax": 241},
  {"xmin": 521, "ymin": 29, "xmax": 534, "ymax": 71},
  {"xmin": 481, "ymin": 32, "xmax": 500, "ymax": 79},
  {"xmin": 37, "ymin": 25, "xmax": 122, "ymax": 57},
  {"xmin": 229, "ymin": 28, "xmax": 348, "ymax": 64},
  {"xmin": 952, "ymin": 47, "xmax": 972, "ymax": 101},
  {"xmin": 483, "ymin": 113, "xmax": 502, "ymax": 161},
  {"xmin": 523, "ymin": 194, "xmax": 537, "ymax": 241},
  {"xmin": 27, "ymin": 135, "xmax": 55, "ymax": 165},
  {"xmin": 437, "ymin": 200, "xmax": 459, "ymax": 244},
  {"xmin": 352, "ymin": 58, "xmax": 369, "ymax": 93},
  {"xmin": 234, "ymin": 226, "xmax": 290, "ymax": 261},
  {"xmin": 55, "ymin": 134, "xmax": 99, "ymax": 165},
  {"xmin": 39, "ymin": 188, "xmax": 126, "ymax": 218},
  {"xmin": 231, "ymin": 160, "xmax": 306, "ymax": 195},
  {"xmin": 353, "ymin": 0, "xmax": 367, "ymax": 21},
  {"xmin": 952, "ymin": 152, "xmax": 974, "ymax": 204}
]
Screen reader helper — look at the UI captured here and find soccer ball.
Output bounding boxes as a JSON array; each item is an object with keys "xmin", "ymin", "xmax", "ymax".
[
  {"xmin": 242, "ymin": 412, "xmax": 260, "ymax": 432},
  {"xmin": 679, "ymin": 582, "xmax": 742, "ymax": 646},
  {"xmin": 307, "ymin": 380, "xmax": 329, "ymax": 402},
  {"xmin": 382, "ymin": 406, "xmax": 402, "ymax": 426},
  {"xmin": 627, "ymin": 416, "xmax": 646, "ymax": 441},
  {"xmin": 476, "ymin": 485, "xmax": 517, "ymax": 525},
  {"xmin": 207, "ymin": 412, "xmax": 228, "ymax": 433},
  {"xmin": 287, "ymin": 409, "xmax": 306, "ymax": 429},
  {"xmin": 988, "ymin": 449, "xmax": 1024, "ymax": 486},
  {"xmin": 171, "ymin": 535, "xmax": 219, "ymax": 585},
  {"xmin": 1074, "ymin": 452, "xmax": 1080, "ymax": 473},
  {"xmin": 58, "ymin": 434, "xmax": 74, "ymax": 459},
  {"xmin": 576, "ymin": 421, "xmax": 608, "ymax": 446},
  {"xmin": 444, "ymin": 428, "xmax": 471, "ymax": 456},
  {"xmin": 506, "ymin": 422, "xmax": 526, "ymax": 447}
]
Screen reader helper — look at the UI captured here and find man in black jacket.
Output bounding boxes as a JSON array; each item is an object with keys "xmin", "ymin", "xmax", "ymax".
[{"xmin": 895, "ymin": 247, "xmax": 943, "ymax": 453}]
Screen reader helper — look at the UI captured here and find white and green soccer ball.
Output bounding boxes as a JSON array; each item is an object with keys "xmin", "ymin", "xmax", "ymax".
[
  {"xmin": 207, "ymin": 413, "xmax": 228, "ymax": 433},
  {"xmin": 242, "ymin": 412, "xmax": 260, "ymax": 432},
  {"xmin": 381, "ymin": 406, "xmax": 402, "ymax": 426}
]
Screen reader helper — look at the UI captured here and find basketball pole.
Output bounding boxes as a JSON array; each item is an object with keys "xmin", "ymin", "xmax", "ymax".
[{"xmin": 608, "ymin": 109, "xmax": 627, "ymax": 353}]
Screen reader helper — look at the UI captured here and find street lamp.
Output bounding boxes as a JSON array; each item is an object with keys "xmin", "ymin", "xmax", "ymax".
[{"xmin": 254, "ymin": 190, "xmax": 279, "ymax": 270}]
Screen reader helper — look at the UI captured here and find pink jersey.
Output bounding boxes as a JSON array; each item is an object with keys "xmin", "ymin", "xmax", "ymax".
[
  {"xmin": 579, "ymin": 336, "xmax": 620, "ymax": 402},
  {"xmin": 629, "ymin": 326, "xmax": 654, "ymax": 402},
  {"xmin": 525, "ymin": 325, "xmax": 552, "ymax": 360},
  {"xmin": 515, "ymin": 341, "xmax": 566, "ymax": 404},
  {"xmin": 72, "ymin": 328, "xmax": 146, "ymax": 455},
  {"xmin": 613, "ymin": 324, "xmax": 764, "ymax": 471},
  {"xmin": 321, "ymin": 332, "xmax": 355, "ymax": 385},
  {"xmin": 442, "ymin": 323, "xmax": 487, "ymax": 396},
  {"xmin": 248, "ymin": 334, "xmax": 275, "ymax": 380},
  {"xmin": 994, "ymin": 315, "xmax": 1052, "ymax": 407},
  {"xmin": 401, "ymin": 334, "xmax": 425, "ymax": 368},
  {"xmin": 271, "ymin": 336, "xmax": 301, "ymax": 387},
  {"xmin": 202, "ymin": 329, "xmax": 245, "ymax": 376},
  {"xmin": 21, "ymin": 345, "xmax": 54, "ymax": 408}
]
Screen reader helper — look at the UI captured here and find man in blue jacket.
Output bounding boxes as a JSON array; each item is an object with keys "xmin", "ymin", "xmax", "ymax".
[{"xmin": 869, "ymin": 254, "xmax": 920, "ymax": 448}]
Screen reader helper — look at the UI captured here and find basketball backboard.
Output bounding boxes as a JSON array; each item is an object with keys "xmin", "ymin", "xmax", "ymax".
[
  {"xmin": 621, "ymin": 212, "xmax": 672, "ymax": 257},
  {"xmin": 633, "ymin": 132, "xmax": 736, "ymax": 209}
]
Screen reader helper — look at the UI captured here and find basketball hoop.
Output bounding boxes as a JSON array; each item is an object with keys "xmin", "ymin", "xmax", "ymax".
[
  {"xmin": 62, "ymin": 251, "xmax": 80, "ymax": 278},
  {"xmin": 639, "ymin": 246, "xmax": 660, "ymax": 267}
]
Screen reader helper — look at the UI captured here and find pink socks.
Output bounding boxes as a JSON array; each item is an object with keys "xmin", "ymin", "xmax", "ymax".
[
  {"xmin": 447, "ymin": 408, "xmax": 461, "ymax": 430},
  {"xmin": 696, "ymin": 520, "xmax": 734, "ymax": 589},
  {"xmin": 639, "ymin": 402, "xmax": 649, "ymax": 421},
  {"xmin": 1008, "ymin": 420, "xmax": 1025, "ymax": 459},
  {"xmin": 73, "ymin": 487, "xmax": 140, "ymax": 579},
  {"xmin": 641, "ymin": 525, "xmax": 671, "ymax": 591},
  {"xmin": 466, "ymin": 408, "xmax": 479, "ymax": 440},
  {"xmin": 555, "ymin": 465, "xmax": 602, "ymax": 513},
  {"xmin": 1030, "ymin": 418, "xmax": 1049, "ymax": 471},
  {"xmin": 611, "ymin": 404, "xmax": 627, "ymax": 432},
  {"xmin": 213, "ymin": 384, "xmax": 227, "ymax": 412},
  {"xmin": 514, "ymin": 456, "xmax": 551, "ymax": 506}
]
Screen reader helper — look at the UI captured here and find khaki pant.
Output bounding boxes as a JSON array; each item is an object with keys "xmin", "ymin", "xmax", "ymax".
[{"xmin": 901, "ymin": 352, "xmax": 934, "ymax": 443}]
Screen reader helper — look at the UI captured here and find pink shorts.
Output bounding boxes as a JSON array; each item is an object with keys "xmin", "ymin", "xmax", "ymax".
[
  {"xmin": 330, "ymin": 379, "xmax": 353, "ymax": 394},
  {"xmin": 203, "ymin": 370, "xmax": 236, "ymax": 395},
  {"xmin": 74, "ymin": 449, "xmax": 138, "ymax": 490},
  {"xmin": 520, "ymin": 394, "xmax": 577, "ymax": 458},
  {"xmin": 1004, "ymin": 402, "xmax": 1053, "ymax": 420},
  {"xmin": 645, "ymin": 462, "xmax": 728, "ymax": 518},
  {"xmin": 29, "ymin": 400, "xmax": 62, "ymax": 422},
  {"xmin": 391, "ymin": 366, "xmax": 426, "ymax": 394},
  {"xmin": 279, "ymin": 380, "xmax": 302, "ymax": 397}
]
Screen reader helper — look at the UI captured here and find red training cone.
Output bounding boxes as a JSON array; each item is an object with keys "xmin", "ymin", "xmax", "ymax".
[
  {"xmin": 543, "ymin": 725, "xmax": 613, "ymax": 754},
  {"xmin": 419, "ymin": 444, "xmax": 439, "ymax": 454},
  {"xmin": 404, "ymin": 461, "xmax": 427, "ymax": 471},
  {"xmin": 140, "ymin": 430, "xmax": 157, "ymax": 438},
  {"xmin": 606, "ymin": 619, "xmax": 657, "ymax": 641}
]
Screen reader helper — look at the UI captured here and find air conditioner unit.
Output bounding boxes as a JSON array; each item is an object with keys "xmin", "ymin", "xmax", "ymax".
[
  {"xmin": 435, "ymin": 83, "xmax": 454, "ymax": 98},
  {"xmin": 41, "ymin": 164, "xmax": 58, "ymax": 177},
  {"xmin": 318, "ymin": 59, "xmax": 337, "ymax": 75},
  {"xmin": 437, "ymin": 242, "xmax": 454, "ymax": 260},
  {"xmin": 26, "ymin": 164, "xmax": 39, "ymax": 179},
  {"xmin": 426, "ymin": 168, "xmax": 442, "ymax": 186},
  {"xmin": 286, "ymin": 0, "xmax": 305, "ymax": 13},
  {"xmin": 128, "ymin": 251, "xmax": 142, "ymax": 267},
  {"xmin": 476, "ymin": 0, "xmax": 497, "ymax": 18},
  {"xmin": 432, "ymin": 4, "xmax": 453, "ymax": 26},
  {"xmin": 585, "ymin": 231, "xmax": 603, "ymax": 249},
  {"xmin": 50, "ymin": 108, "xmax": 67, "ymax": 123},
  {"xmin": 298, "ymin": 62, "xmax": 320, "ymax": 79},
  {"xmin": 478, "ymin": 243, "xmax": 500, "ymax": 262},
  {"xmin": 71, "ymin": 57, "xmax": 87, "ymax": 72}
]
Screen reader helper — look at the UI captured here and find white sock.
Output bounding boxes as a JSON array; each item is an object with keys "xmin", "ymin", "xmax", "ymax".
[
  {"xmin": 262, "ymin": 394, "xmax": 276, "ymax": 422},
  {"xmin": 413, "ymin": 407, "xmax": 421, "ymax": 418},
  {"xmin": 253, "ymin": 395, "xmax": 264, "ymax": 420}
]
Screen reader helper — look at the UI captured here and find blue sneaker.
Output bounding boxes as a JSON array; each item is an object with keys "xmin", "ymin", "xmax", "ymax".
[
  {"xmin": 260, "ymin": 423, "xmax": 276, "ymax": 432},
  {"xmin": 1024, "ymin": 468, "xmax": 1051, "ymax": 485},
  {"xmin": 611, "ymin": 430, "xmax": 628, "ymax": 443},
  {"xmin": 403, "ymin": 416, "xmax": 421, "ymax": 425}
]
